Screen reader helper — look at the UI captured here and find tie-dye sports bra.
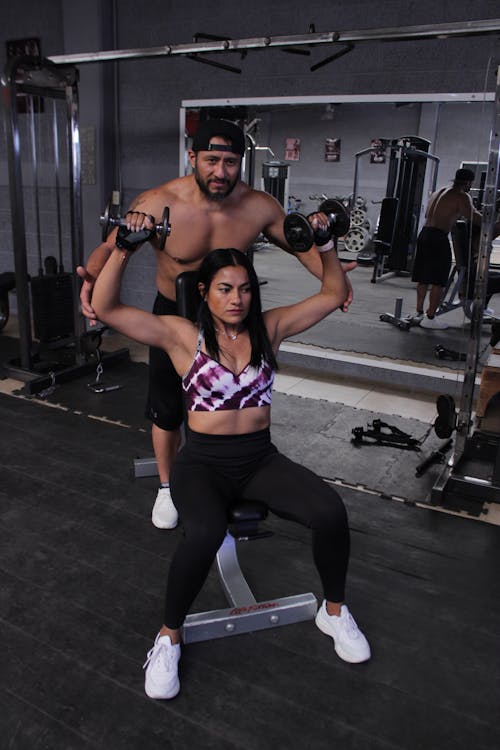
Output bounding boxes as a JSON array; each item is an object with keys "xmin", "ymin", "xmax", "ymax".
[{"xmin": 182, "ymin": 329, "xmax": 275, "ymax": 412}]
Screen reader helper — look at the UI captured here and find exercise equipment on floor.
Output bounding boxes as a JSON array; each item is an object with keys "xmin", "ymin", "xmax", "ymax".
[
  {"xmin": 415, "ymin": 439, "xmax": 453, "ymax": 477},
  {"xmin": 351, "ymin": 418, "xmax": 422, "ymax": 451},
  {"xmin": 351, "ymin": 409, "xmax": 454, "ymax": 478},
  {"xmin": 85, "ymin": 327, "xmax": 123, "ymax": 394}
]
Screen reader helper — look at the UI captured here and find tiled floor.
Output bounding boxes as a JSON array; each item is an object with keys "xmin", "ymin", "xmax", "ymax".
[{"xmin": 273, "ymin": 368, "xmax": 438, "ymax": 422}]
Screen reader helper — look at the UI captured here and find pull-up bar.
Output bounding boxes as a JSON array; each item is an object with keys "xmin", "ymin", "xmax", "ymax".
[{"xmin": 47, "ymin": 19, "xmax": 500, "ymax": 66}]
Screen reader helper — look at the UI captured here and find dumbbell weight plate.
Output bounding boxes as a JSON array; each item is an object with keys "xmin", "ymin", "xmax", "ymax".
[
  {"xmin": 283, "ymin": 212, "xmax": 313, "ymax": 253},
  {"xmin": 100, "ymin": 201, "xmax": 112, "ymax": 242},
  {"xmin": 343, "ymin": 227, "xmax": 370, "ymax": 253},
  {"xmin": 318, "ymin": 199, "xmax": 351, "ymax": 237},
  {"xmin": 350, "ymin": 207, "xmax": 368, "ymax": 227},
  {"xmin": 158, "ymin": 207, "xmax": 170, "ymax": 250}
]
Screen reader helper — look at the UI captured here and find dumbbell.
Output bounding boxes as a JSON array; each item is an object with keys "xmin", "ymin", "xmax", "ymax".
[
  {"xmin": 283, "ymin": 199, "xmax": 351, "ymax": 253},
  {"xmin": 100, "ymin": 198, "xmax": 171, "ymax": 250}
]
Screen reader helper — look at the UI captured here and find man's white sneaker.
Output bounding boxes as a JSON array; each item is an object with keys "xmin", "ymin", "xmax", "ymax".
[
  {"xmin": 419, "ymin": 315, "xmax": 448, "ymax": 330},
  {"xmin": 152, "ymin": 487, "xmax": 178, "ymax": 529},
  {"xmin": 315, "ymin": 602, "xmax": 371, "ymax": 663},
  {"xmin": 143, "ymin": 633, "xmax": 181, "ymax": 699}
]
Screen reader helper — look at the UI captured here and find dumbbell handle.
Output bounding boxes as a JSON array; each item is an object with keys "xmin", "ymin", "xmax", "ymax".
[
  {"xmin": 106, "ymin": 214, "xmax": 164, "ymax": 234},
  {"xmin": 100, "ymin": 201, "xmax": 171, "ymax": 250}
]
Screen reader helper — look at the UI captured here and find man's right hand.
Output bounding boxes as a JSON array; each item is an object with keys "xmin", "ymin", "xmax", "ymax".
[{"xmin": 77, "ymin": 265, "xmax": 98, "ymax": 325}]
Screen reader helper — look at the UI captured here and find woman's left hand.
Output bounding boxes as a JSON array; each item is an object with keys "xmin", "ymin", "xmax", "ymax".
[{"xmin": 339, "ymin": 260, "xmax": 357, "ymax": 312}]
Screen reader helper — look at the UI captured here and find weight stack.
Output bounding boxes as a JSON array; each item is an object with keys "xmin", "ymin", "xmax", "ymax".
[{"xmin": 31, "ymin": 272, "xmax": 74, "ymax": 342}]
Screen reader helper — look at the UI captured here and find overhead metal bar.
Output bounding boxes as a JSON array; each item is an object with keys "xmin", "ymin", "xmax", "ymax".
[{"xmin": 47, "ymin": 20, "xmax": 500, "ymax": 66}]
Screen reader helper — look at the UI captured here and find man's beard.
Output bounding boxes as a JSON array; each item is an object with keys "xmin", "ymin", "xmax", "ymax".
[{"xmin": 194, "ymin": 169, "xmax": 238, "ymax": 202}]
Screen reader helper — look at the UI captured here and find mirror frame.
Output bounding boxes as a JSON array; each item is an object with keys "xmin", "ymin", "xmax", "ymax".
[{"xmin": 179, "ymin": 92, "xmax": 495, "ymax": 174}]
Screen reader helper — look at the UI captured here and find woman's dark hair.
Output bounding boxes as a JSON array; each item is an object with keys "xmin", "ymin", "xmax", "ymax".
[{"xmin": 196, "ymin": 248, "xmax": 278, "ymax": 370}]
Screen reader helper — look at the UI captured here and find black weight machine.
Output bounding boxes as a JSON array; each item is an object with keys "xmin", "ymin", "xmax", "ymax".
[
  {"xmin": 1, "ymin": 55, "xmax": 128, "ymax": 394},
  {"xmin": 432, "ymin": 65, "xmax": 500, "ymax": 512},
  {"xmin": 352, "ymin": 136, "xmax": 439, "ymax": 287}
]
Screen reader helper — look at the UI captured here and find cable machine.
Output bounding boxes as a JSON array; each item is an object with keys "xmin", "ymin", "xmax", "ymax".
[
  {"xmin": 432, "ymin": 65, "xmax": 500, "ymax": 509},
  {"xmin": 353, "ymin": 136, "xmax": 439, "ymax": 284},
  {"xmin": 1, "ymin": 55, "xmax": 128, "ymax": 394}
]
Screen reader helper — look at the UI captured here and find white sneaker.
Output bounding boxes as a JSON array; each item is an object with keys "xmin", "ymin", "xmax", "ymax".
[
  {"xmin": 315, "ymin": 601, "xmax": 371, "ymax": 663},
  {"xmin": 152, "ymin": 487, "xmax": 178, "ymax": 529},
  {"xmin": 411, "ymin": 312, "xmax": 424, "ymax": 324},
  {"xmin": 143, "ymin": 633, "xmax": 181, "ymax": 699},
  {"xmin": 419, "ymin": 315, "xmax": 449, "ymax": 330}
]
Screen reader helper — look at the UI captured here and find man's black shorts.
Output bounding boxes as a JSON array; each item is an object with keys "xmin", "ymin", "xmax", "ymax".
[
  {"xmin": 412, "ymin": 227, "xmax": 452, "ymax": 287},
  {"xmin": 144, "ymin": 292, "xmax": 184, "ymax": 431}
]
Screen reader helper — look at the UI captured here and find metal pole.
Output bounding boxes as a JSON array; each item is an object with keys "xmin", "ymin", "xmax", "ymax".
[
  {"xmin": 244, "ymin": 132, "xmax": 256, "ymax": 188},
  {"xmin": 52, "ymin": 99, "xmax": 65, "ymax": 272},
  {"xmin": 66, "ymin": 77, "xmax": 85, "ymax": 362},
  {"xmin": 452, "ymin": 65, "xmax": 500, "ymax": 463},
  {"xmin": 46, "ymin": 20, "xmax": 500, "ymax": 66},
  {"xmin": 1, "ymin": 58, "xmax": 34, "ymax": 370},
  {"xmin": 29, "ymin": 95, "xmax": 44, "ymax": 277}
]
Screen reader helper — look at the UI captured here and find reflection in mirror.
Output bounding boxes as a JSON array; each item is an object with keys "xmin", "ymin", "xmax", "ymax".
[{"xmin": 180, "ymin": 95, "xmax": 498, "ymax": 370}]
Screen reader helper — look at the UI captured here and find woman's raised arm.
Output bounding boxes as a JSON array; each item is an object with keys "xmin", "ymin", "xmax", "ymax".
[
  {"xmin": 264, "ymin": 244, "xmax": 356, "ymax": 349},
  {"xmin": 89, "ymin": 248, "xmax": 180, "ymax": 352}
]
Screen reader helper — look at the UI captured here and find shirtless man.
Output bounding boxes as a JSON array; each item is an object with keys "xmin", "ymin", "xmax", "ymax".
[
  {"xmin": 78, "ymin": 119, "xmax": 352, "ymax": 529},
  {"xmin": 411, "ymin": 167, "xmax": 482, "ymax": 329}
]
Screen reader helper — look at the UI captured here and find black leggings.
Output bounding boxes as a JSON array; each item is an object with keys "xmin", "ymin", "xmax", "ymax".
[{"xmin": 165, "ymin": 428, "xmax": 350, "ymax": 629}]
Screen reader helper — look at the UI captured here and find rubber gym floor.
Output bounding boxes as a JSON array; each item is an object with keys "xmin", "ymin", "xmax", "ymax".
[{"xmin": 1, "ymin": 247, "xmax": 499, "ymax": 750}]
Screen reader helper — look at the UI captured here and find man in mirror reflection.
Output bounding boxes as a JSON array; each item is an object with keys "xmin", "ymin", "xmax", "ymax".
[{"xmin": 411, "ymin": 168, "xmax": 483, "ymax": 329}]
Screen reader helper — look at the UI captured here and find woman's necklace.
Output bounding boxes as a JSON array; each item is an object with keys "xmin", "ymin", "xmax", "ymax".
[{"xmin": 215, "ymin": 326, "xmax": 240, "ymax": 341}]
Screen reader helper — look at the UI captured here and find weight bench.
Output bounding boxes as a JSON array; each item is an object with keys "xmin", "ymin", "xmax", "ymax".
[
  {"xmin": 380, "ymin": 261, "xmax": 468, "ymax": 331},
  {"xmin": 172, "ymin": 270, "xmax": 317, "ymax": 642},
  {"xmin": 182, "ymin": 499, "xmax": 317, "ymax": 643}
]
